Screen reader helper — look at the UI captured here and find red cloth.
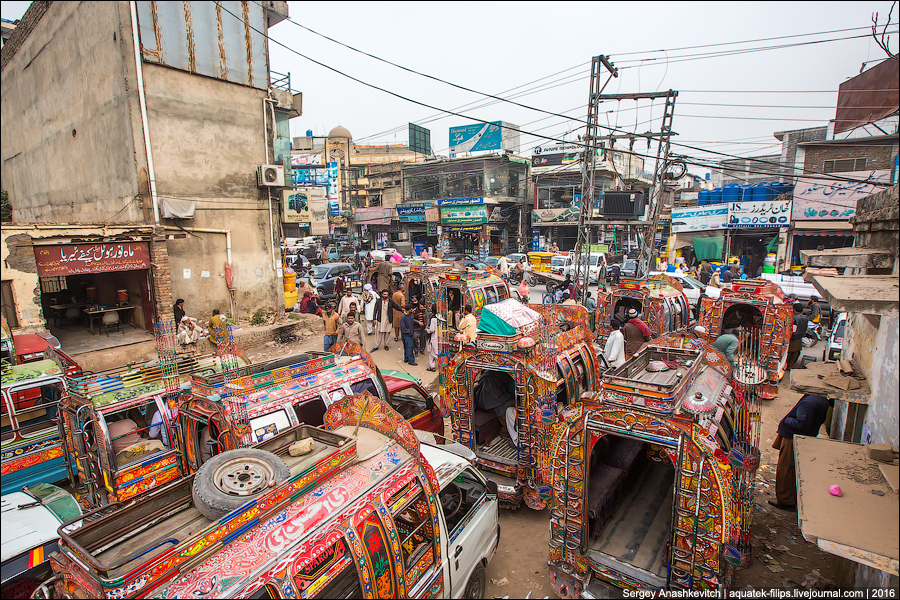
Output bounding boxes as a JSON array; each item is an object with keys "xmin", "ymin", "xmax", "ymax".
[{"xmin": 631, "ymin": 317, "xmax": 651, "ymax": 338}]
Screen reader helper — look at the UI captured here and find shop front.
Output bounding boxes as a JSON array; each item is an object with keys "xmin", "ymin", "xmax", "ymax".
[
  {"xmin": 33, "ymin": 241, "xmax": 157, "ymax": 342},
  {"xmin": 439, "ymin": 199, "xmax": 491, "ymax": 257},
  {"xmin": 397, "ymin": 202, "xmax": 439, "ymax": 254},
  {"xmin": 354, "ymin": 207, "xmax": 393, "ymax": 248}
]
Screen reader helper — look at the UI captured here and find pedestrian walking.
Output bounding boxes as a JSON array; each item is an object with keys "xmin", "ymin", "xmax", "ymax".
[
  {"xmin": 361, "ymin": 284, "xmax": 376, "ymax": 334},
  {"xmin": 426, "ymin": 303, "xmax": 439, "ymax": 372},
  {"xmin": 333, "ymin": 273, "xmax": 345, "ymax": 297},
  {"xmin": 337, "ymin": 311, "xmax": 365, "ymax": 347},
  {"xmin": 412, "ymin": 298, "xmax": 427, "ymax": 355},
  {"xmin": 400, "ymin": 305, "xmax": 417, "ymax": 366},
  {"xmin": 337, "ymin": 288, "xmax": 360, "ymax": 319},
  {"xmin": 322, "ymin": 304, "xmax": 341, "ymax": 352},
  {"xmin": 603, "ymin": 320, "xmax": 626, "ymax": 368},
  {"xmin": 372, "ymin": 289, "xmax": 401, "ymax": 352},
  {"xmin": 786, "ymin": 303, "xmax": 808, "ymax": 370},
  {"xmin": 769, "ymin": 394, "xmax": 829, "ymax": 511},
  {"xmin": 392, "ymin": 288, "xmax": 406, "ymax": 341}
]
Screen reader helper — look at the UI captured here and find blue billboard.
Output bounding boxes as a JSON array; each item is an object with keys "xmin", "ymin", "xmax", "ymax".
[{"xmin": 449, "ymin": 122, "xmax": 503, "ymax": 153}]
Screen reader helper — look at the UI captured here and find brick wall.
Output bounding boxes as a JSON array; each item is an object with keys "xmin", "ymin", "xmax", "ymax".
[
  {"xmin": 851, "ymin": 184, "xmax": 899, "ymax": 253},
  {"xmin": 803, "ymin": 142, "xmax": 895, "ymax": 172},
  {"xmin": 149, "ymin": 228, "xmax": 174, "ymax": 324},
  {"xmin": 0, "ymin": 0, "xmax": 51, "ymax": 72}
]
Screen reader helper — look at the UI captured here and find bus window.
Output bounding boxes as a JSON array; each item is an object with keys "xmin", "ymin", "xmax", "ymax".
[
  {"xmin": 249, "ymin": 410, "xmax": 291, "ymax": 443},
  {"xmin": 496, "ymin": 285, "xmax": 509, "ymax": 301}
]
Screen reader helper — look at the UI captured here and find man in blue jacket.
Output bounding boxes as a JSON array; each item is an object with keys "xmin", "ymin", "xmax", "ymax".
[
  {"xmin": 768, "ymin": 394, "xmax": 830, "ymax": 511},
  {"xmin": 400, "ymin": 304, "xmax": 417, "ymax": 366}
]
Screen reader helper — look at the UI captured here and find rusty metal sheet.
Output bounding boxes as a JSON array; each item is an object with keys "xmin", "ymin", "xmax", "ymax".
[
  {"xmin": 834, "ymin": 58, "xmax": 899, "ymax": 134},
  {"xmin": 137, "ymin": 1, "xmax": 268, "ymax": 89}
]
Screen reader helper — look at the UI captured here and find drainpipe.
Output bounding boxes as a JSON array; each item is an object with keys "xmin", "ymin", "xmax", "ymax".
[
  {"xmin": 163, "ymin": 226, "xmax": 234, "ymax": 318},
  {"xmin": 263, "ymin": 98, "xmax": 282, "ymax": 312},
  {"xmin": 130, "ymin": 1, "xmax": 160, "ymax": 224}
]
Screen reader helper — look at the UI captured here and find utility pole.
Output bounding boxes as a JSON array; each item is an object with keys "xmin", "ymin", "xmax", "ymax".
[{"xmin": 573, "ymin": 55, "xmax": 617, "ymax": 304}]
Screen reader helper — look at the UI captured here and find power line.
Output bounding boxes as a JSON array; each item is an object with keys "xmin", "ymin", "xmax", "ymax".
[{"xmin": 219, "ymin": 2, "xmax": 892, "ymax": 191}]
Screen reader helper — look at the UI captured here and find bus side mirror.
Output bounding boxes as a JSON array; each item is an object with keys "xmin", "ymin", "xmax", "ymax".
[{"xmin": 486, "ymin": 480, "xmax": 498, "ymax": 496}]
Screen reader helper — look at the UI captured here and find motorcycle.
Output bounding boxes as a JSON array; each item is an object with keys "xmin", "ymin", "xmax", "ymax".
[{"xmin": 802, "ymin": 320, "xmax": 821, "ymax": 348}]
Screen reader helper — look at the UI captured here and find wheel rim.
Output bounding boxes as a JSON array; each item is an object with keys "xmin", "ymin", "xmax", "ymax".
[
  {"xmin": 465, "ymin": 571, "xmax": 484, "ymax": 599},
  {"xmin": 212, "ymin": 456, "xmax": 277, "ymax": 496}
]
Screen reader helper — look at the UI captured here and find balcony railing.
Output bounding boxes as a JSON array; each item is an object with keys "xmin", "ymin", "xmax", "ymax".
[{"xmin": 270, "ymin": 70, "xmax": 294, "ymax": 93}]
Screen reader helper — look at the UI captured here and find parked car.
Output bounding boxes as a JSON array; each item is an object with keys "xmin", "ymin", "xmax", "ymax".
[
  {"xmin": 823, "ymin": 312, "xmax": 846, "ymax": 362},
  {"xmin": 443, "ymin": 252, "xmax": 476, "ymax": 262},
  {"xmin": 381, "ymin": 370, "xmax": 443, "ymax": 436},
  {"xmin": 506, "ymin": 252, "xmax": 527, "ymax": 265},
  {"xmin": 0, "ymin": 483, "xmax": 83, "ymax": 599},
  {"xmin": 326, "ymin": 245, "xmax": 354, "ymax": 262},
  {"xmin": 759, "ymin": 272, "xmax": 818, "ymax": 302},
  {"xmin": 560, "ymin": 253, "xmax": 607, "ymax": 284},
  {"xmin": 299, "ymin": 263, "xmax": 359, "ymax": 299},
  {"xmin": 649, "ymin": 271, "xmax": 721, "ymax": 304},
  {"xmin": 461, "ymin": 260, "xmax": 488, "ymax": 270},
  {"xmin": 484, "ymin": 256, "xmax": 501, "ymax": 267},
  {"xmin": 615, "ymin": 259, "xmax": 637, "ymax": 278}
]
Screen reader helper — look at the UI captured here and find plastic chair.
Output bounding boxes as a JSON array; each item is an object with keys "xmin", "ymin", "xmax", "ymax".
[{"xmin": 101, "ymin": 311, "xmax": 122, "ymax": 336}]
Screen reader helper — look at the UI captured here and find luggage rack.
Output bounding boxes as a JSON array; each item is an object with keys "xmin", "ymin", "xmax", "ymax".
[{"xmin": 190, "ymin": 351, "xmax": 336, "ymax": 398}]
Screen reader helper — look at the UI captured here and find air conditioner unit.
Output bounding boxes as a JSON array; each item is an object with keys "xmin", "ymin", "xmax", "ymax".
[{"xmin": 257, "ymin": 164, "xmax": 285, "ymax": 187}]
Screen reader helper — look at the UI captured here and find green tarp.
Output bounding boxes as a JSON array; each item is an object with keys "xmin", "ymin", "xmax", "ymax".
[
  {"xmin": 692, "ymin": 236, "xmax": 724, "ymax": 261},
  {"xmin": 477, "ymin": 307, "xmax": 518, "ymax": 336}
]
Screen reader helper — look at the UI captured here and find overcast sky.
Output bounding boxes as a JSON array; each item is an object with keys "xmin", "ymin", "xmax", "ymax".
[{"xmin": 3, "ymin": 1, "xmax": 897, "ymax": 175}]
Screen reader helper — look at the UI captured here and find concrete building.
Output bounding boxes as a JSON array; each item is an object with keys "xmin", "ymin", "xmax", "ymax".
[
  {"xmin": 288, "ymin": 129, "xmax": 426, "ymax": 244},
  {"xmin": 403, "ymin": 154, "xmax": 531, "ymax": 256},
  {"xmin": 1, "ymin": 1, "xmax": 294, "ymax": 353},
  {"xmin": 531, "ymin": 141, "xmax": 652, "ymax": 251},
  {"xmin": 801, "ymin": 184, "xmax": 898, "ymax": 589}
]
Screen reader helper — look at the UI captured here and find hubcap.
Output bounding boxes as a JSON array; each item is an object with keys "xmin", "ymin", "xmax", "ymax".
[{"xmin": 212, "ymin": 457, "xmax": 276, "ymax": 496}]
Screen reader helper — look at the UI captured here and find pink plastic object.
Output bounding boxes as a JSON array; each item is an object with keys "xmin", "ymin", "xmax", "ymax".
[{"xmin": 828, "ymin": 485, "xmax": 842, "ymax": 497}]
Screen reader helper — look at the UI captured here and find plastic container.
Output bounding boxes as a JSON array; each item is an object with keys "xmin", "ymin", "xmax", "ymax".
[
  {"xmin": 710, "ymin": 188, "xmax": 724, "ymax": 204},
  {"xmin": 86, "ymin": 286, "xmax": 97, "ymax": 299},
  {"xmin": 698, "ymin": 190, "xmax": 710, "ymax": 205},
  {"xmin": 722, "ymin": 184, "xmax": 741, "ymax": 205},
  {"xmin": 117, "ymin": 289, "xmax": 128, "ymax": 303}
]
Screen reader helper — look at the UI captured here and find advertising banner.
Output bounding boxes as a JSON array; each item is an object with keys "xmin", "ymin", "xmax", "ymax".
[
  {"xmin": 727, "ymin": 199, "xmax": 792, "ymax": 228},
  {"xmin": 424, "ymin": 207, "xmax": 440, "ymax": 222},
  {"xmin": 532, "ymin": 207, "xmax": 580, "ymax": 226},
  {"xmin": 441, "ymin": 205, "xmax": 488, "ymax": 224},
  {"xmin": 437, "ymin": 197, "xmax": 484, "ymax": 206},
  {"xmin": 449, "ymin": 122, "xmax": 502, "ymax": 153},
  {"xmin": 310, "ymin": 193, "xmax": 330, "ymax": 235},
  {"xmin": 488, "ymin": 205, "xmax": 518, "ymax": 223},
  {"xmin": 290, "ymin": 154, "xmax": 322, "ymax": 166},
  {"xmin": 292, "ymin": 170, "xmax": 329, "ymax": 187},
  {"xmin": 35, "ymin": 242, "xmax": 150, "ymax": 276},
  {"xmin": 792, "ymin": 170, "xmax": 891, "ymax": 220},
  {"xmin": 327, "ymin": 162, "xmax": 340, "ymax": 217},
  {"xmin": 427, "ymin": 223, "xmax": 439, "ymax": 236},
  {"xmin": 670, "ymin": 205, "xmax": 728, "ymax": 233},
  {"xmin": 284, "ymin": 188, "xmax": 323, "ymax": 223}
]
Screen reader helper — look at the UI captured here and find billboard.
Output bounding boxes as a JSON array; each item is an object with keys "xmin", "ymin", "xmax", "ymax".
[
  {"xmin": 355, "ymin": 207, "xmax": 392, "ymax": 225},
  {"xmin": 290, "ymin": 154, "xmax": 322, "ymax": 166},
  {"xmin": 792, "ymin": 170, "xmax": 891, "ymax": 220},
  {"xmin": 284, "ymin": 188, "xmax": 323, "ymax": 223},
  {"xmin": 449, "ymin": 121, "xmax": 519, "ymax": 153},
  {"xmin": 397, "ymin": 202, "xmax": 434, "ymax": 222},
  {"xmin": 727, "ymin": 199, "xmax": 792, "ymax": 228},
  {"xmin": 532, "ymin": 207, "xmax": 580, "ymax": 226},
  {"xmin": 671, "ymin": 205, "xmax": 728, "ymax": 234},
  {"xmin": 408, "ymin": 123, "xmax": 431, "ymax": 156}
]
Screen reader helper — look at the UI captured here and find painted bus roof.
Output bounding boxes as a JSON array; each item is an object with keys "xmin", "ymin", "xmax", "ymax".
[{"xmin": 1, "ymin": 359, "xmax": 63, "ymax": 388}]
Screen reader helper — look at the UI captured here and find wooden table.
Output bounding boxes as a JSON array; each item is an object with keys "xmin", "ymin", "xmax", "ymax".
[
  {"xmin": 48, "ymin": 304, "xmax": 68, "ymax": 328},
  {"xmin": 794, "ymin": 435, "xmax": 899, "ymax": 575},
  {"xmin": 82, "ymin": 305, "xmax": 136, "ymax": 334}
]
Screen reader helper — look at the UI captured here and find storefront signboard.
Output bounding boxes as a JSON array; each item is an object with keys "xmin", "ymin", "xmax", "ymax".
[
  {"xmin": 35, "ymin": 242, "xmax": 151, "ymax": 276},
  {"xmin": 427, "ymin": 223, "xmax": 439, "ymax": 236},
  {"xmin": 441, "ymin": 205, "xmax": 488, "ymax": 224},
  {"xmin": 290, "ymin": 154, "xmax": 322, "ymax": 166},
  {"xmin": 670, "ymin": 205, "xmax": 728, "ymax": 233},
  {"xmin": 396, "ymin": 202, "xmax": 434, "ymax": 222},
  {"xmin": 531, "ymin": 207, "xmax": 580, "ymax": 226},
  {"xmin": 424, "ymin": 207, "xmax": 440, "ymax": 222},
  {"xmin": 310, "ymin": 193, "xmax": 330, "ymax": 235},
  {"xmin": 372, "ymin": 223, "xmax": 402, "ymax": 233},
  {"xmin": 354, "ymin": 207, "xmax": 392, "ymax": 225},
  {"xmin": 437, "ymin": 197, "xmax": 484, "ymax": 206},
  {"xmin": 727, "ymin": 199, "xmax": 792, "ymax": 228},
  {"xmin": 444, "ymin": 224, "xmax": 486, "ymax": 233},
  {"xmin": 792, "ymin": 170, "xmax": 891, "ymax": 220}
]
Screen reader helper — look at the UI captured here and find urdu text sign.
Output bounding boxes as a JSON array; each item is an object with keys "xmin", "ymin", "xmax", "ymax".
[{"xmin": 35, "ymin": 243, "xmax": 151, "ymax": 276}]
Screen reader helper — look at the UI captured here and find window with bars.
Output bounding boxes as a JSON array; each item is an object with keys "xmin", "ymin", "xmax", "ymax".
[{"xmin": 823, "ymin": 158, "xmax": 866, "ymax": 173}]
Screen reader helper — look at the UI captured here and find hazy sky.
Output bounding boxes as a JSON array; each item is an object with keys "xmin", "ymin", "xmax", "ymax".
[{"xmin": 3, "ymin": 1, "xmax": 897, "ymax": 175}]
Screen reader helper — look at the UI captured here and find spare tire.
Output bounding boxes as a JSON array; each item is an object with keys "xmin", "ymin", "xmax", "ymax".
[{"xmin": 192, "ymin": 448, "xmax": 290, "ymax": 520}]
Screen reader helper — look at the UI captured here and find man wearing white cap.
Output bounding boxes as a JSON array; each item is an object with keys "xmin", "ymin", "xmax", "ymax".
[{"xmin": 623, "ymin": 307, "xmax": 651, "ymax": 358}]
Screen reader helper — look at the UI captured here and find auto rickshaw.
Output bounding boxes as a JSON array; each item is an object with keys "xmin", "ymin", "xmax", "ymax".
[
  {"xmin": 548, "ymin": 331, "xmax": 760, "ymax": 595},
  {"xmin": 528, "ymin": 251, "xmax": 556, "ymax": 273},
  {"xmin": 436, "ymin": 276, "xmax": 606, "ymax": 509},
  {"xmin": 594, "ymin": 274, "xmax": 692, "ymax": 344},
  {"xmin": 696, "ymin": 279, "xmax": 792, "ymax": 399}
]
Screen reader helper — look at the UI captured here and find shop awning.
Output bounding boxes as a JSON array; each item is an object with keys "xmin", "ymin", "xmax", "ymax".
[
  {"xmin": 794, "ymin": 435, "xmax": 899, "ymax": 575},
  {"xmin": 692, "ymin": 236, "xmax": 723, "ymax": 261}
]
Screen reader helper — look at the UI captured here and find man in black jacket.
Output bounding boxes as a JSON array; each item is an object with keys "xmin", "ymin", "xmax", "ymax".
[
  {"xmin": 768, "ymin": 393, "xmax": 829, "ymax": 511},
  {"xmin": 372, "ymin": 289, "xmax": 402, "ymax": 352},
  {"xmin": 786, "ymin": 303, "xmax": 808, "ymax": 370}
]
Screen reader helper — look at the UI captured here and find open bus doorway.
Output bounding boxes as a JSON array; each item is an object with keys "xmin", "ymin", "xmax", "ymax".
[
  {"xmin": 612, "ymin": 297, "xmax": 643, "ymax": 325},
  {"xmin": 471, "ymin": 369, "xmax": 518, "ymax": 466},
  {"xmin": 585, "ymin": 432, "xmax": 675, "ymax": 587},
  {"xmin": 721, "ymin": 303, "xmax": 764, "ymax": 333}
]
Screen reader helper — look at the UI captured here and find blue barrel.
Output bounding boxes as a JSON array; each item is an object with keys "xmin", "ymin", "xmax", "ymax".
[
  {"xmin": 722, "ymin": 184, "xmax": 741, "ymax": 204},
  {"xmin": 710, "ymin": 188, "xmax": 724, "ymax": 204},
  {"xmin": 740, "ymin": 185, "xmax": 754, "ymax": 202},
  {"xmin": 698, "ymin": 190, "xmax": 710, "ymax": 205}
]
